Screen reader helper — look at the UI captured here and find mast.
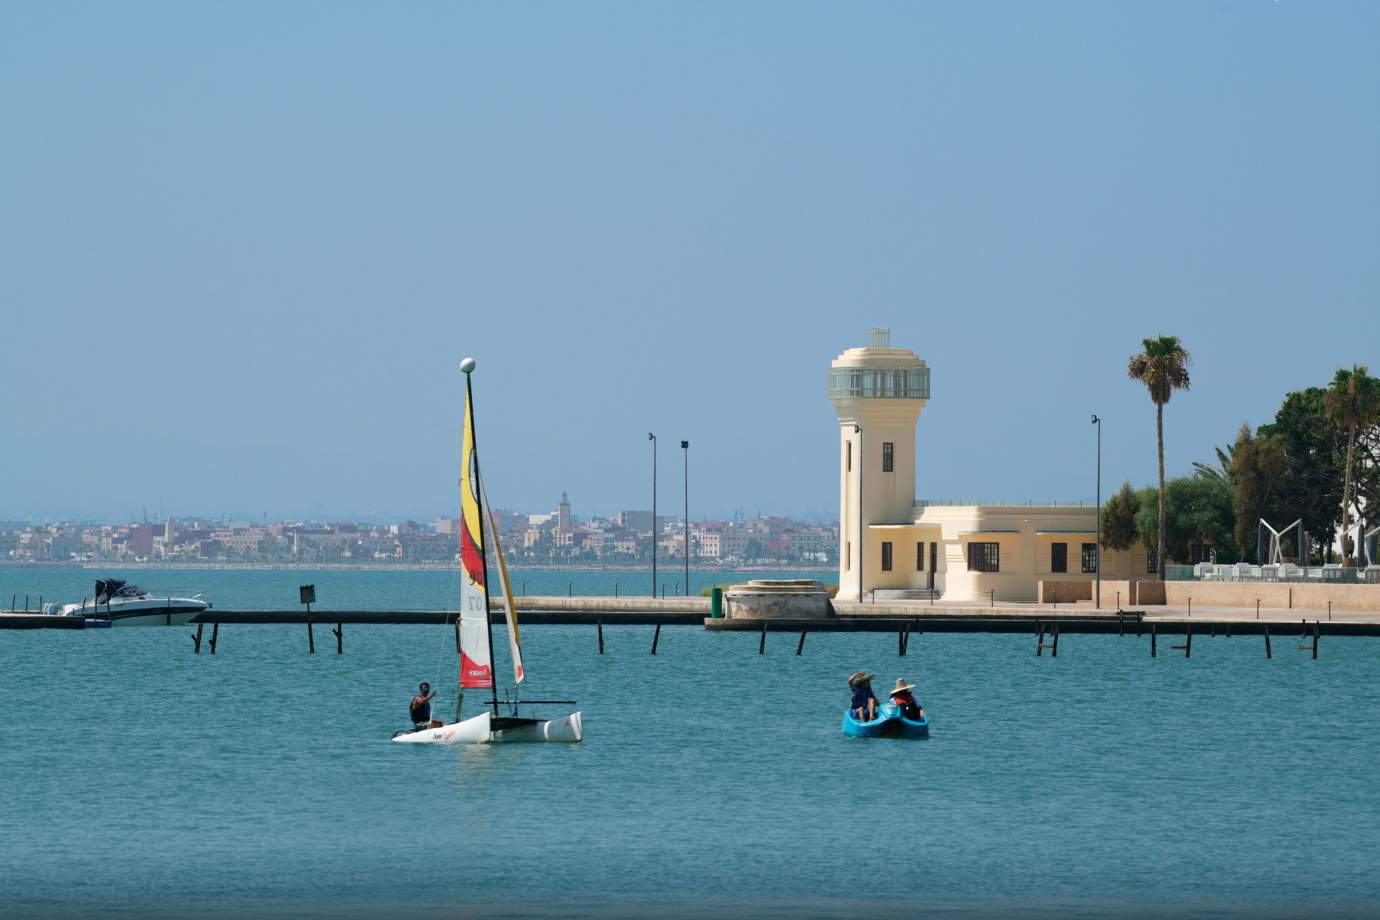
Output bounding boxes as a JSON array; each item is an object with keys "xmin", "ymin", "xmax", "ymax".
[{"xmin": 464, "ymin": 364, "xmax": 501, "ymax": 717}]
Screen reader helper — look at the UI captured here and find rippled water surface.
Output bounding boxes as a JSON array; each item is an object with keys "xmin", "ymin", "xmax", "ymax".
[{"xmin": 3, "ymin": 600, "xmax": 1380, "ymax": 917}]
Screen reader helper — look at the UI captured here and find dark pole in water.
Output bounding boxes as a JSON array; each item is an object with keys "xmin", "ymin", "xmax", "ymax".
[
  {"xmin": 333, "ymin": 623, "xmax": 343, "ymax": 654},
  {"xmin": 651, "ymin": 623, "xmax": 661, "ymax": 655},
  {"xmin": 192, "ymin": 623, "xmax": 203, "ymax": 654},
  {"xmin": 209, "ymin": 622, "xmax": 219, "ymax": 654},
  {"xmin": 307, "ymin": 618, "xmax": 315, "ymax": 654},
  {"xmin": 759, "ymin": 620, "xmax": 766, "ymax": 655},
  {"xmin": 1264, "ymin": 624, "xmax": 1272, "ymax": 658},
  {"xmin": 796, "ymin": 629, "xmax": 807, "ymax": 655},
  {"xmin": 597, "ymin": 619, "xmax": 604, "ymax": 655},
  {"xmin": 1151, "ymin": 624, "xmax": 1157, "ymax": 657},
  {"xmin": 1313, "ymin": 622, "xmax": 1319, "ymax": 659}
]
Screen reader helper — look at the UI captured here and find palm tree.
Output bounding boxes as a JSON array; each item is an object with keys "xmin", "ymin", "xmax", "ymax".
[
  {"xmin": 1128, "ymin": 335, "xmax": 1191, "ymax": 579},
  {"xmin": 1192, "ymin": 442, "xmax": 1235, "ymax": 486},
  {"xmin": 1323, "ymin": 365, "xmax": 1380, "ymax": 563}
]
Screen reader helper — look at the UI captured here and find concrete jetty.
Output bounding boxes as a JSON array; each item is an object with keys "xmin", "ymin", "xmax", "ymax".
[{"xmin": 0, "ymin": 613, "xmax": 86, "ymax": 629}]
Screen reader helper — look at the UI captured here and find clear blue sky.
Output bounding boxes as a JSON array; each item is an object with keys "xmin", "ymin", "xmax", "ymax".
[{"xmin": 3, "ymin": 2, "xmax": 1377, "ymax": 523}]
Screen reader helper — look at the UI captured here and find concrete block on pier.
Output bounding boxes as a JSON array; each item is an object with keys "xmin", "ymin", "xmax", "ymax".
[{"xmin": 725, "ymin": 580, "xmax": 833, "ymax": 619}]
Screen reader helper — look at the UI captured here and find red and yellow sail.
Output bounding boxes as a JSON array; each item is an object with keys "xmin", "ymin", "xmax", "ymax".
[{"xmin": 458, "ymin": 393, "xmax": 493, "ymax": 689}]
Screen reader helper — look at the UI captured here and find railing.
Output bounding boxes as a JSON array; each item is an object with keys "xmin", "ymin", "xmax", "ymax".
[
  {"xmin": 827, "ymin": 367, "xmax": 930, "ymax": 400},
  {"xmin": 915, "ymin": 499, "xmax": 1089, "ymax": 508},
  {"xmin": 1167, "ymin": 564, "xmax": 1380, "ymax": 585}
]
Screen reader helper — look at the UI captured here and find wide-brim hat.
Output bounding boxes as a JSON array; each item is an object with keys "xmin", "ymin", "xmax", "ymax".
[
  {"xmin": 890, "ymin": 678, "xmax": 916, "ymax": 695},
  {"xmin": 848, "ymin": 671, "xmax": 877, "ymax": 688}
]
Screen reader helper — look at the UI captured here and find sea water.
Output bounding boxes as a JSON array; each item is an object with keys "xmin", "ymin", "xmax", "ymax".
[{"xmin": 2, "ymin": 578, "xmax": 1380, "ymax": 917}]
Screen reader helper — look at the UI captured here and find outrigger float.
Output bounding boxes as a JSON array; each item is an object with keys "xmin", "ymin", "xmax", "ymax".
[
  {"xmin": 393, "ymin": 357, "xmax": 582, "ymax": 746},
  {"xmin": 842, "ymin": 702, "xmax": 930, "ymax": 739}
]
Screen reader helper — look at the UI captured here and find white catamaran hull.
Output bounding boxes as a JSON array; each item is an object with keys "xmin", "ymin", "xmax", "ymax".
[{"xmin": 391, "ymin": 710, "xmax": 583, "ymax": 745}]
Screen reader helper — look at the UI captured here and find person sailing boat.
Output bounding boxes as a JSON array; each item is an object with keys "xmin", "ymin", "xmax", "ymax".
[{"xmin": 410, "ymin": 682, "xmax": 437, "ymax": 730}]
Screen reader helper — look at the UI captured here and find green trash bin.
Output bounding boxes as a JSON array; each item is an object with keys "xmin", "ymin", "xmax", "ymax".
[{"xmin": 710, "ymin": 586, "xmax": 723, "ymax": 619}]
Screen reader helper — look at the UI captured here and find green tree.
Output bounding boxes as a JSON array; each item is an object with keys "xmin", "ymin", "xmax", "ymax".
[
  {"xmin": 1323, "ymin": 365, "xmax": 1380, "ymax": 564},
  {"xmin": 1259, "ymin": 388, "xmax": 1346, "ymax": 563},
  {"xmin": 1128, "ymin": 335, "xmax": 1191, "ymax": 579},
  {"xmin": 1228, "ymin": 423, "xmax": 1286, "ymax": 562},
  {"xmin": 1100, "ymin": 481, "xmax": 1141, "ymax": 552},
  {"xmin": 1135, "ymin": 477, "xmax": 1236, "ymax": 565},
  {"xmin": 1192, "ymin": 442, "xmax": 1235, "ymax": 486}
]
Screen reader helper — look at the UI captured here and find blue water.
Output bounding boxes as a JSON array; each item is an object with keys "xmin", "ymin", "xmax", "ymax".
[
  {"xmin": 3, "ymin": 576, "xmax": 1380, "ymax": 917},
  {"xmin": 0, "ymin": 565, "xmax": 831, "ymax": 611}
]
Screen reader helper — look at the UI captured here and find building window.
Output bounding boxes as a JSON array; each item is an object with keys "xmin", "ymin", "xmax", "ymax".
[
  {"xmin": 1051, "ymin": 542, "xmax": 1067, "ymax": 573},
  {"xmin": 1081, "ymin": 543, "xmax": 1098, "ymax": 574},
  {"xmin": 882, "ymin": 442, "xmax": 894, "ymax": 472},
  {"xmin": 846, "ymin": 440, "xmax": 852, "ymax": 472},
  {"xmin": 967, "ymin": 542, "xmax": 1000, "ymax": 572},
  {"xmin": 916, "ymin": 541, "xmax": 924, "ymax": 571},
  {"xmin": 881, "ymin": 541, "xmax": 893, "ymax": 571},
  {"xmin": 1146, "ymin": 546, "xmax": 1157, "ymax": 574}
]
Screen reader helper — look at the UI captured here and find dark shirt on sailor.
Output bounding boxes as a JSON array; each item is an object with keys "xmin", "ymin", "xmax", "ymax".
[{"xmin": 410, "ymin": 696, "xmax": 431, "ymax": 724}]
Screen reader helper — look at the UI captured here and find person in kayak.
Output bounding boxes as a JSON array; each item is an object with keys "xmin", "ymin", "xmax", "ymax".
[
  {"xmin": 410, "ymin": 682, "xmax": 437, "ymax": 729},
  {"xmin": 889, "ymin": 678, "xmax": 924, "ymax": 721},
  {"xmin": 848, "ymin": 671, "xmax": 878, "ymax": 722}
]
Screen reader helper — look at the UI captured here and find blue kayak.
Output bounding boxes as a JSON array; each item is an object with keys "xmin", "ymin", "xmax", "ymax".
[{"xmin": 842, "ymin": 701, "xmax": 929, "ymax": 738}]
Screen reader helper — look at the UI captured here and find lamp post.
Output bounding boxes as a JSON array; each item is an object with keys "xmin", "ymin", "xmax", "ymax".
[
  {"xmin": 854, "ymin": 424, "xmax": 864, "ymax": 603},
  {"xmin": 681, "ymin": 440, "xmax": 690, "ymax": 596},
  {"xmin": 648, "ymin": 433, "xmax": 657, "ymax": 598},
  {"xmin": 1091, "ymin": 414, "xmax": 1102, "ymax": 609}
]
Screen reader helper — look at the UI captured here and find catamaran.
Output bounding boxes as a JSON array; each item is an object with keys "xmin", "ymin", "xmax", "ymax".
[{"xmin": 392, "ymin": 357, "xmax": 582, "ymax": 745}]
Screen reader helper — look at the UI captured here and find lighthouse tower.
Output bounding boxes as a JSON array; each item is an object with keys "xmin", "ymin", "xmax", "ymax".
[{"xmin": 828, "ymin": 329, "xmax": 930, "ymax": 600}]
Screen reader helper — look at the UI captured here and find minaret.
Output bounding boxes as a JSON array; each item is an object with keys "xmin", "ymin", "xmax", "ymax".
[
  {"xmin": 828, "ymin": 328, "xmax": 930, "ymax": 600},
  {"xmin": 558, "ymin": 492, "xmax": 572, "ymax": 534}
]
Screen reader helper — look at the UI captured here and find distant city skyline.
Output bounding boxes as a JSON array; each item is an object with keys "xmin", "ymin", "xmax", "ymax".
[{"xmin": 4, "ymin": 4, "xmax": 1377, "ymax": 522}]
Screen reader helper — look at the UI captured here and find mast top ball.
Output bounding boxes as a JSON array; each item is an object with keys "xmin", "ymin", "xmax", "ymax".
[{"xmin": 460, "ymin": 357, "xmax": 477, "ymax": 375}]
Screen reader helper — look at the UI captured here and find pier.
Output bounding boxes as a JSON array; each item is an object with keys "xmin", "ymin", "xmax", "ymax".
[{"xmin": 8, "ymin": 594, "xmax": 1379, "ymax": 636}]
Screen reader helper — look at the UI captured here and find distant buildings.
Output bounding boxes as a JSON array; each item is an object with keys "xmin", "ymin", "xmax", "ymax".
[{"xmin": 0, "ymin": 498, "xmax": 837, "ymax": 567}]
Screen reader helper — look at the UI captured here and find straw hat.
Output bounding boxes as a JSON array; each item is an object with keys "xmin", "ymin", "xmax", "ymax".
[
  {"xmin": 890, "ymin": 678, "xmax": 916, "ymax": 695},
  {"xmin": 848, "ymin": 671, "xmax": 876, "ymax": 688}
]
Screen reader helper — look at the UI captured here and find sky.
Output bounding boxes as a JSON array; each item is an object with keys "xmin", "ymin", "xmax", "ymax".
[{"xmin": 2, "ymin": 1, "xmax": 1377, "ymax": 524}]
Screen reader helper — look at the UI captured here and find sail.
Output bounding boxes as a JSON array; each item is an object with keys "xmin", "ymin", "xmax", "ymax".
[
  {"xmin": 458, "ymin": 392, "xmax": 492, "ymax": 689},
  {"xmin": 483, "ymin": 492, "xmax": 525, "ymax": 685}
]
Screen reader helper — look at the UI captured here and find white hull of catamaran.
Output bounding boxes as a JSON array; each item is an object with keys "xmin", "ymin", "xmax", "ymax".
[
  {"xmin": 494, "ymin": 711, "xmax": 583, "ymax": 743},
  {"xmin": 393, "ymin": 712, "xmax": 494, "ymax": 744},
  {"xmin": 391, "ymin": 710, "xmax": 583, "ymax": 744}
]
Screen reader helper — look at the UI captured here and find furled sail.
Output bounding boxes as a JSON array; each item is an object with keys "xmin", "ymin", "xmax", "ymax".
[
  {"xmin": 458, "ymin": 393, "xmax": 493, "ymax": 689},
  {"xmin": 484, "ymin": 492, "xmax": 525, "ymax": 685}
]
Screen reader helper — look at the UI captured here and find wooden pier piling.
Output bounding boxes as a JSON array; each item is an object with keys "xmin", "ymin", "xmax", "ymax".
[
  {"xmin": 1264, "ymin": 624, "xmax": 1272, "ymax": 659},
  {"xmin": 333, "ymin": 623, "xmax": 343, "ymax": 655},
  {"xmin": 1171, "ymin": 623, "xmax": 1192, "ymax": 658},
  {"xmin": 209, "ymin": 622, "xmax": 219, "ymax": 654},
  {"xmin": 1151, "ymin": 624, "xmax": 1157, "ymax": 657},
  {"xmin": 796, "ymin": 629, "xmax": 807, "ymax": 655},
  {"xmin": 597, "ymin": 620, "xmax": 605, "ymax": 654},
  {"xmin": 306, "ymin": 619, "xmax": 315, "ymax": 654},
  {"xmin": 651, "ymin": 623, "xmax": 661, "ymax": 655},
  {"xmin": 759, "ymin": 621, "xmax": 766, "ymax": 655},
  {"xmin": 192, "ymin": 623, "xmax": 203, "ymax": 654}
]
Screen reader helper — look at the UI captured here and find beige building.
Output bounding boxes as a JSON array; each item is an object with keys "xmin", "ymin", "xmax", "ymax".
[{"xmin": 831, "ymin": 329, "xmax": 1144, "ymax": 603}]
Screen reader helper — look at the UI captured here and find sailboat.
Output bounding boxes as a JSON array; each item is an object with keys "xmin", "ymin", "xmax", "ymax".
[{"xmin": 392, "ymin": 357, "xmax": 583, "ymax": 745}]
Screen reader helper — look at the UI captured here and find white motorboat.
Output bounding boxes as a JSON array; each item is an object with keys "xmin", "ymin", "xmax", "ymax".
[{"xmin": 48, "ymin": 578, "xmax": 211, "ymax": 626}]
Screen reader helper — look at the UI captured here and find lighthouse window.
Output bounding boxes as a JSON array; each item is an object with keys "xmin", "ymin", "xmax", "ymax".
[
  {"xmin": 967, "ymin": 542, "xmax": 1000, "ymax": 572},
  {"xmin": 882, "ymin": 442, "xmax": 894, "ymax": 472}
]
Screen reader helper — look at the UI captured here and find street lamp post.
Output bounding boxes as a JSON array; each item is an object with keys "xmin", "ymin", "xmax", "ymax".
[
  {"xmin": 854, "ymin": 424, "xmax": 864, "ymax": 603},
  {"xmin": 648, "ymin": 433, "xmax": 657, "ymax": 598},
  {"xmin": 681, "ymin": 440, "xmax": 690, "ymax": 596},
  {"xmin": 1091, "ymin": 414, "xmax": 1102, "ymax": 609}
]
